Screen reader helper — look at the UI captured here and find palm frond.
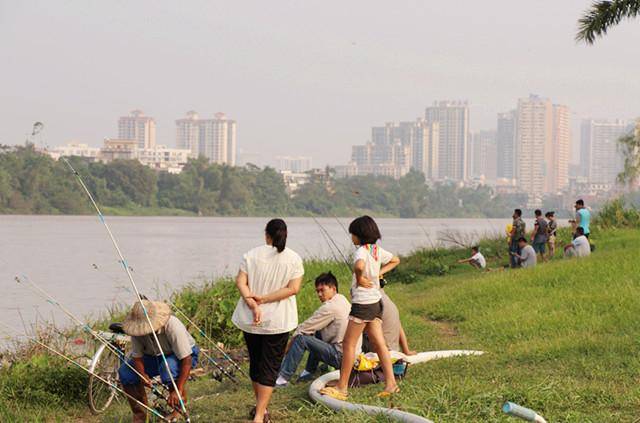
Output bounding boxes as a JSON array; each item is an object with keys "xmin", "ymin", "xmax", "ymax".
[{"xmin": 576, "ymin": 0, "xmax": 640, "ymax": 44}]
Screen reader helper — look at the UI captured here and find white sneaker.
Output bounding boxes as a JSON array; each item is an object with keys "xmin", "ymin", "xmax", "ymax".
[{"xmin": 275, "ymin": 375, "xmax": 289, "ymax": 387}]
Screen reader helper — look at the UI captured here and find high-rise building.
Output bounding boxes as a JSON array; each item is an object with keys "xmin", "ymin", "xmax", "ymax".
[
  {"xmin": 175, "ymin": 110, "xmax": 200, "ymax": 157},
  {"xmin": 276, "ymin": 156, "xmax": 313, "ymax": 173},
  {"xmin": 350, "ymin": 119, "xmax": 437, "ymax": 180},
  {"xmin": 515, "ymin": 95, "xmax": 570, "ymax": 195},
  {"xmin": 175, "ymin": 111, "xmax": 237, "ymax": 165},
  {"xmin": 580, "ymin": 119, "xmax": 631, "ymax": 184},
  {"xmin": 411, "ymin": 119, "xmax": 439, "ymax": 180},
  {"xmin": 118, "ymin": 110, "xmax": 156, "ymax": 149},
  {"xmin": 516, "ymin": 95, "xmax": 551, "ymax": 195},
  {"xmin": 425, "ymin": 101, "xmax": 469, "ymax": 181},
  {"xmin": 469, "ymin": 130, "xmax": 497, "ymax": 181},
  {"xmin": 550, "ymin": 104, "xmax": 570, "ymax": 193},
  {"xmin": 497, "ymin": 110, "xmax": 517, "ymax": 181}
]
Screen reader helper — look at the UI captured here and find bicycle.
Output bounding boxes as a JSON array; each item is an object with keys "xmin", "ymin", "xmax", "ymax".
[{"xmin": 87, "ymin": 322, "xmax": 232, "ymax": 415}]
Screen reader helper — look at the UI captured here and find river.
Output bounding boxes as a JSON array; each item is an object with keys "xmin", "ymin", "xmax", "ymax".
[{"xmin": 0, "ymin": 215, "xmax": 518, "ymax": 341}]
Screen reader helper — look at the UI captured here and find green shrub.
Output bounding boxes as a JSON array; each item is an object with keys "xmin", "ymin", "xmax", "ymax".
[{"xmin": 0, "ymin": 354, "xmax": 87, "ymax": 407}]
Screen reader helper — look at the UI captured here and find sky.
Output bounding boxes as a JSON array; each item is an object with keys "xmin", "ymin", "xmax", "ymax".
[{"xmin": 1, "ymin": 0, "xmax": 639, "ymax": 166}]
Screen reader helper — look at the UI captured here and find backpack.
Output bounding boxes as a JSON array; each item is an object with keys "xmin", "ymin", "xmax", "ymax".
[{"xmin": 347, "ymin": 359, "xmax": 409, "ymax": 388}]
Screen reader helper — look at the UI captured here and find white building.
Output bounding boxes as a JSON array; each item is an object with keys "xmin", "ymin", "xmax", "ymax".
[
  {"xmin": 45, "ymin": 139, "xmax": 192, "ymax": 173},
  {"xmin": 276, "ymin": 156, "xmax": 312, "ymax": 173},
  {"xmin": 469, "ymin": 130, "xmax": 497, "ymax": 182},
  {"xmin": 497, "ymin": 110, "xmax": 517, "ymax": 181},
  {"xmin": 425, "ymin": 100, "xmax": 469, "ymax": 181},
  {"xmin": 515, "ymin": 95, "xmax": 569, "ymax": 196},
  {"xmin": 46, "ymin": 142, "xmax": 101, "ymax": 161},
  {"xmin": 176, "ymin": 111, "xmax": 236, "ymax": 165},
  {"xmin": 118, "ymin": 110, "xmax": 157, "ymax": 149},
  {"xmin": 580, "ymin": 119, "xmax": 632, "ymax": 185},
  {"xmin": 349, "ymin": 118, "xmax": 437, "ymax": 180}
]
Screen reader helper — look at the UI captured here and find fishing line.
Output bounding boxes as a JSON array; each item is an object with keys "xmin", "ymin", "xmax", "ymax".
[
  {"xmin": 0, "ymin": 321, "xmax": 170, "ymax": 422},
  {"xmin": 14, "ymin": 275, "xmax": 172, "ymax": 402},
  {"xmin": 92, "ymin": 263, "xmax": 245, "ymax": 382},
  {"xmin": 61, "ymin": 157, "xmax": 190, "ymax": 422}
]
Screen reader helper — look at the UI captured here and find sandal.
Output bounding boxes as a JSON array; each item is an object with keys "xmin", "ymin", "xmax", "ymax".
[
  {"xmin": 319, "ymin": 386, "xmax": 348, "ymax": 401},
  {"xmin": 377, "ymin": 386, "xmax": 400, "ymax": 398}
]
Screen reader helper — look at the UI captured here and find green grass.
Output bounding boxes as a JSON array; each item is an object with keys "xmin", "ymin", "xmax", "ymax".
[{"xmin": 2, "ymin": 228, "xmax": 640, "ymax": 422}]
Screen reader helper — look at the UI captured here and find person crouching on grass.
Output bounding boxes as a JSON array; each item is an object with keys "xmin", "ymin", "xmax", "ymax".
[
  {"xmin": 457, "ymin": 246, "xmax": 486, "ymax": 270},
  {"xmin": 320, "ymin": 215, "xmax": 400, "ymax": 400},
  {"xmin": 118, "ymin": 300, "xmax": 199, "ymax": 423}
]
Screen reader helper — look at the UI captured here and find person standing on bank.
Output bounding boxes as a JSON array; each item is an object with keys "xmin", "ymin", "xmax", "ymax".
[
  {"xmin": 320, "ymin": 216, "xmax": 400, "ymax": 400},
  {"xmin": 232, "ymin": 219, "xmax": 304, "ymax": 423},
  {"xmin": 509, "ymin": 209, "xmax": 526, "ymax": 268}
]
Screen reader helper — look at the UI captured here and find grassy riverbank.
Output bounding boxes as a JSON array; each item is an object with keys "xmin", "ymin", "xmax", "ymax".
[{"xmin": 2, "ymin": 222, "xmax": 639, "ymax": 421}]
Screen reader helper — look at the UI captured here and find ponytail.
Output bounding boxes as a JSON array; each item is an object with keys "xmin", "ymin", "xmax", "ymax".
[{"xmin": 265, "ymin": 218, "xmax": 287, "ymax": 253}]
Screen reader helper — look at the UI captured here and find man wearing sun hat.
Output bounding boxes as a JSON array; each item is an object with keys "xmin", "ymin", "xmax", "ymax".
[{"xmin": 118, "ymin": 300, "xmax": 199, "ymax": 423}]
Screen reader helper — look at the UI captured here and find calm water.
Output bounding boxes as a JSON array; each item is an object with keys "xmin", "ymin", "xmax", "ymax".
[{"xmin": 0, "ymin": 215, "xmax": 516, "ymax": 338}]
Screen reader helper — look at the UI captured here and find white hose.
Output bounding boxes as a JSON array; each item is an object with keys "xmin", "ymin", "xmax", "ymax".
[{"xmin": 309, "ymin": 350, "xmax": 484, "ymax": 422}]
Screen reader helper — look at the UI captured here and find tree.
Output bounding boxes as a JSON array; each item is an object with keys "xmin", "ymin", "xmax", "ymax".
[
  {"xmin": 576, "ymin": 0, "xmax": 640, "ymax": 44},
  {"xmin": 617, "ymin": 131, "xmax": 640, "ymax": 186}
]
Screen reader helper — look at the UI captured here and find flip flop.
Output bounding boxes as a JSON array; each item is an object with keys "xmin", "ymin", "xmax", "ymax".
[
  {"xmin": 377, "ymin": 386, "xmax": 400, "ymax": 398},
  {"xmin": 319, "ymin": 386, "xmax": 349, "ymax": 401}
]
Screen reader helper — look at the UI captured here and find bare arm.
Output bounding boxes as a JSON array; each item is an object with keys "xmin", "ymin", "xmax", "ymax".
[
  {"xmin": 354, "ymin": 259, "xmax": 373, "ymax": 288},
  {"xmin": 132, "ymin": 356, "xmax": 151, "ymax": 387},
  {"xmin": 457, "ymin": 257, "xmax": 472, "ymax": 264},
  {"xmin": 235, "ymin": 270, "xmax": 261, "ymax": 324},
  {"xmin": 380, "ymin": 256, "xmax": 400, "ymax": 277},
  {"xmin": 254, "ymin": 276, "xmax": 303, "ymax": 304}
]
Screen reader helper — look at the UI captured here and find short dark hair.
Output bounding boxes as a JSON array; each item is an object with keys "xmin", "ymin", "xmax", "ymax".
[
  {"xmin": 535, "ymin": 209, "xmax": 542, "ymax": 217},
  {"xmin": 348, "ymin": 215, "xmax": 381, "ymax": 245},
  {"xmin": 514, "ymin": 209, "xmax": 522, "ymax": 217},
  {"xmin": 576, "ymin": 199, "xmax": 584, "ymax": 206},
  {"xmin": 315, "ymin": 272, "xmax": 338, "ymax": 290},
  {"xmin": 576, "ymin": 227, "xmax": 585, "ymax": 235},
  {"xmin": 471, "ymin": 246, "xmax": 479, "ymax": 253},
  {"xmin": 517, "ymin": 237, "xmax": 527, "ymax": 243},
  {"xmin": 545, "ymin": 211, "xmax": 554, "ymax": 218},
  {"xmin": 265, "ymin": 218, "xmax": 287, "ymax": 253}
]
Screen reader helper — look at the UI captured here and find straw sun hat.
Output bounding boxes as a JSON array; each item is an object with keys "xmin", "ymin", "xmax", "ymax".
[{"xmin": 123, "ymin": 300, "xmax": 171, "ymax": 336}]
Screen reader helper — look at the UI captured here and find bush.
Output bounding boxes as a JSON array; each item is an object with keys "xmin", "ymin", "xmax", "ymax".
[
  {"xmin": 0, "ymin": 354, "xmax": 87, "ymax": 407},
  {"xmin": 594, "ymin": 198, "xmax": 640, "ymax": 230}
]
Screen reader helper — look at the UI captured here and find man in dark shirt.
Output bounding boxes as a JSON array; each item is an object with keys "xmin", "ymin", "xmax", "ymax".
[
  {"xmin": 509, "ymin": 209, "xmax": 526, "ymax": 268},
  {"xmin": 530, "ymin": 209, "xmax": 548, "ymax": 263}
]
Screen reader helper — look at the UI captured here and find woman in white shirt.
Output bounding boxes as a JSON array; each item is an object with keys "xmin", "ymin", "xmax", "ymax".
[
  {"xmin": 232, "ymin": 219, "xmax": 304, "ymax": 423},
  {"xmin": 320, "ymin": 215, "xmax": 400, "ymax": 400}
]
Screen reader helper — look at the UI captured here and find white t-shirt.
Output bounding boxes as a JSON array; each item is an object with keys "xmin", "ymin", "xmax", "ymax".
[
  {"xmin": 520, "ymin": 245, "xmax": 537, "ymax": 268},
  {"xmin": 231, "ymin": 245, "xmax": 304, "ymax": 334},
  {"xmin": 572, "ymin": 235, "xmax": 591, "ymax": 257},
  {"xmin": 471, "ymin": 252, "xmax": 486, "ymax": 268},
  {"xmin": 351, "ymin": 244, "xmax": 394, "ymax": 305}
]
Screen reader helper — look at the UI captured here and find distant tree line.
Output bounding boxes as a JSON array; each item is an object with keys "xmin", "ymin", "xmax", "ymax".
[{"xmin": 0, "ymin": 145, "xmax": 530, "ymax": 217}]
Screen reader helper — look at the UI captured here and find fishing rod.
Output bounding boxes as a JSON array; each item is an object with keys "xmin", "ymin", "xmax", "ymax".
[
  {"xmin": 0, "ymin": 321, "xmax": 170, "ymax": 422},
  {"xmin": 168, "ymin": 305, "xmax": 244, "ymax": 381},
  {"xmin": 91, "ymin": 263, "xmax": 245, "ymax": 382},
  {"xmin": 13, "ymin": 275, "xmax": 173, "ymax": 402},
  {"xmin": 61, "ymin": 158, "xmax": 190, "ymax": 422},
  {"xmin": 310, "ymin": 215, "xmax": 352, "ymax": 272}
]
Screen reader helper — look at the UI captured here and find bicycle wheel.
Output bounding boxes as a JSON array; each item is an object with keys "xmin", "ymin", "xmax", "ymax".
[{"xmin": 88, "ymin": 343, "xmax": 121, "ymax": 414}]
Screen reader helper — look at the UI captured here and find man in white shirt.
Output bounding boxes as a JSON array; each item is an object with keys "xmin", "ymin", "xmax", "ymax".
[
  {"xmin": 457, "ymin": 246, "xmax": 486, "ymax": 270},
  {"xmin": 512, "ymin": 237, "xmax": 537, "ymax": 268},
  {"xmin": 275, "ymin": 272, "xmax": 355, "ymax": 386},
  {"xmin": 564, "ymin": 227, "xmax": 591, "ymax": 258}
]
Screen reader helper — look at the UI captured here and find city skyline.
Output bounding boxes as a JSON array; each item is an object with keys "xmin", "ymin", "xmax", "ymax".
[{"xmin": 2, "ymin": 1, "xmax": 640, "ymax": 167}]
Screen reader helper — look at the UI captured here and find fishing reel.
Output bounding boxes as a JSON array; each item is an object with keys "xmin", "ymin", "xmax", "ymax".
[{"xmin": 210, "ymin": 365, "xmax": 236, "ymax": 382}]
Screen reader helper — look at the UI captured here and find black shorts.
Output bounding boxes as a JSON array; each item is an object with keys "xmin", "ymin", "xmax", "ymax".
[
  {"xmin": 243, "ymin": 331, "xmax": 289, "ymax": 387},
  {"xmin": 349, "ymin": 300, "xmax": 383, "ymax": 323}
]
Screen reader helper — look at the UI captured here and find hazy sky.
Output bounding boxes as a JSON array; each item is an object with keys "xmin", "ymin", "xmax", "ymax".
[{"xmin": 2, "ymin": 0, "xmax": 639, "ymax": 166}]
